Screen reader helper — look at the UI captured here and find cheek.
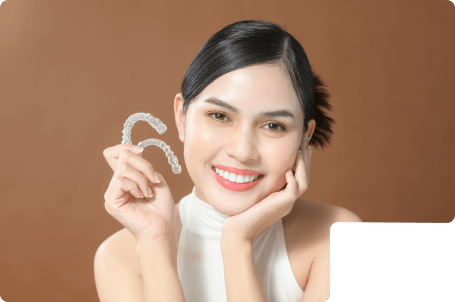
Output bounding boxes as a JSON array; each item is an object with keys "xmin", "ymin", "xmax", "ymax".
[
  {"xmin": 183, "ymin": 119, "xmax": 220, "ymax": 166},
  {"xmin": 186, "ymin": 118, "xmax": 218, "ymax": 145},
  {"xmin": 266, "ymin": 144, "xmax": 296, "ymax": 170},
  {"xmin": 264, "ymin": 145, "xmax": 296, "ymax": 185}
]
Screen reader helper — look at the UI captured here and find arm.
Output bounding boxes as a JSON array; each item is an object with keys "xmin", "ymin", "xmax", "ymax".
[
  {"xmin": 136, "ymin": 236, "xmax": 186, "ymax": 302},
  {"xmin": 221, "ymin": 237, "xmax": 267, "ymax": 302},
  {"xmin": 300, "ymin": 207, "xmax": 362, "ymax": 302},
  {"xmin": 300, "ymin": 242, "xmax": 330, "ymax": 302},
  {"xmin": 94, "ymin": 229, "xmax": 186, "ymax": 302}
]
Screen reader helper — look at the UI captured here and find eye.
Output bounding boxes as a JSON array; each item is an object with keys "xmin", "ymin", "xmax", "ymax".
[
  {"xmin": 265, "ymin": 122, "xmax": 287, "ymax": 132},
  {"xmin": 207, "ymin": 112, "xmax": 287, "ymax": 132},
  {"xmin": 208, "ymin": 112, "xmax": 229, "ymax": 122}
]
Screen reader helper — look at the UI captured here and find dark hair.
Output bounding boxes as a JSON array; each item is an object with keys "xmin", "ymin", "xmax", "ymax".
[{"xmin": 181, "ymin": 20, "xmax": 334, "ymax": 150}]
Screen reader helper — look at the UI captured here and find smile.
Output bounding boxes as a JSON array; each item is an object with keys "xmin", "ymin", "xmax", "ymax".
[
  {"xmin": 212, "ymin": 166, "xmax": 263, "ymax": 183},
  {"xmin": 211, "ymin": 166, "xmax": 264, "ymax": 191}
]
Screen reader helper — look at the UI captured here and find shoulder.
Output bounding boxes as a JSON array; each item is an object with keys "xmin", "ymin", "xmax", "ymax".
[
  {"xmin": 331, "ymin": 203, "xmax": 363, "ymax": 223},
  {"xmin": 283, "ymin": 198, "xmax": 362, "ymax": 251},
  {"xmin": 94, "ymin": 228, "xmax": 145, "ymax": 301},
  {"xmin": 306, "ymin": 199, "xmax": 362, "ymax": 249},
  {"xmin": 95, "ymin": 228, "xmax": 141, "ymax": 275},
  {"xmin": 286, "ymin": 198, "xmax": 362, "ymax": 227},
  {"xmin": 296, "ymin": 199, "xmax": 362, "ymax": 264},
  {"xmin": 288, "ymin": 200, "xmax": 361, "ymax": 301},
  {"xmin": 96, "ymin": 227, "xmax": 137, "ymax": 258}
]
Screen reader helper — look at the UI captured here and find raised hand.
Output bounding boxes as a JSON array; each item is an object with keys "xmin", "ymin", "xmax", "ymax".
[
  {"xmin": 103, "ymin": 144, "xmax": 176, "ymax": 245},
  {"xmin": 221, "ymin": 139, "xmax": 312, "ymax": 245}
]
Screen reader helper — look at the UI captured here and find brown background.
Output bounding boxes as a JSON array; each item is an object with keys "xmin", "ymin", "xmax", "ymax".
[{"xmin": 0, "ymin": 0, "xmax": 454, "ymax": 300}]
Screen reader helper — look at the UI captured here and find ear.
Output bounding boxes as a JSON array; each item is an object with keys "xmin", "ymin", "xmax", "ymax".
[
  {"xmin": 301, "ymin": 119, "xmax": 316, "ymax": 147},
  {"xmin": 174, "ymin": 93, "xmax": 186, "ymax": 143}
]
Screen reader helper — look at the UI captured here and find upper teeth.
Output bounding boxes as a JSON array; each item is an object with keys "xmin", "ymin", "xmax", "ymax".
[{"xmin": 215, "ymin": 167, "xmax": 260, "ymax": 183}]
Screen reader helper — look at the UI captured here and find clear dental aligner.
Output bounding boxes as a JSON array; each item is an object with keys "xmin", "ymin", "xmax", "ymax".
[{"xmin": 121, "ymin": 112, "xmax": 182, "ymax": 174}]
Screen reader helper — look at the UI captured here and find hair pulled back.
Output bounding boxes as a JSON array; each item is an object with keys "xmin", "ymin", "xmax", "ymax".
[{"xmin": 181, "ymin": 20, "xmax": 334, "ymax": 150}]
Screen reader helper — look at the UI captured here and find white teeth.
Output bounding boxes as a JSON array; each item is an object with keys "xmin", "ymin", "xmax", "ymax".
[
  {"xmin": 214, "ymin": 167, "xmax": 261, "ymax": 183},
  {"xmin": 229, "ymin": 173, "xmax": 237, "ymax": 182},
  {"xmin": 235, "ymin": 174, "xmax": 244, "ymax": 183}
]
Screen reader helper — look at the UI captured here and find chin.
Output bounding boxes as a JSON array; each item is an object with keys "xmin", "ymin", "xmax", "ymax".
[{"xmin": 210, "ymin": 196, "xmax": 256, "ymax": 216}]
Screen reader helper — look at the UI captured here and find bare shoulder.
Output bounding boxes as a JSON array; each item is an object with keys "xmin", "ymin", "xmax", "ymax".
[
  {"xmin": 283, "ymin": 199, "xmax": 361, "ymax": 299},
  {"xmin": 283, "ymin": 198, "xmax": 362, "ymax": 250},
  {"xmin": 95, "ymin": 228, "xmax": 141, "ymax": 275},
  {"xmin": 94, "ymin": 228, "xmax": 145, "ymax": 301},
  {"xmin": 101, "ymin": 227, "xmax": 138, "ymax": 255},
  {"xmin": 96, "ymin": 202, "xmax": 183, "ymax": 271},
  {"xmin": 329, "ymin": 201, "xmax": 363, "ymax": 223},
  {"xmin": 287, "ymin": 198, "xmax": 362, "ymax": 225}
]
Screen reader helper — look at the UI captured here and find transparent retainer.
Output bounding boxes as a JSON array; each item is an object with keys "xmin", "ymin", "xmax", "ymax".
[{"xmin": 121, "ymin": 112, "xmax": 181, "ymax": 174}]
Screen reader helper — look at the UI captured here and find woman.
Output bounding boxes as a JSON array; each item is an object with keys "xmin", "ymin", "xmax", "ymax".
[{"xmin": 95, "ymin": 20, "xmax": 362, "ymax": 302}]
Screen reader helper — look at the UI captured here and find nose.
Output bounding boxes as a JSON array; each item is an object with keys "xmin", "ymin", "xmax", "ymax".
[{"xmin": 224, "ymin": 125, "xmax": 260, "ymax": 162}]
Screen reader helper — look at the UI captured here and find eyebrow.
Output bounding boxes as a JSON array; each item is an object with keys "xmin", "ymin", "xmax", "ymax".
[{"xmin": 202, "ymin": 97, "xmax": 296, "ymax": 120}]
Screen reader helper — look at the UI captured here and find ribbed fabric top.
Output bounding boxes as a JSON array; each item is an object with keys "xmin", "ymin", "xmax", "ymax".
[{"xmin": 177, "ymin": 186, "xmax": 304, "ymax": 302}]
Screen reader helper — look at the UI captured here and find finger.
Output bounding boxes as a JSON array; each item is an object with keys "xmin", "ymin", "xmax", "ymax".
[
  {"xmin": 285, "ymin": 169, "xmax": 299, "ymax": 199},
  {"xmin": 122, "ymin": 143, "xmax": 143, "ymax": 152},
  {"xmin": 103, "ymin": 144, "xmax": 144, "ymax": 159},
  {"xmin": 116, "ymin": 162, "xmax": 154, "ymax": 198},
  {"xmin": 118, "ymin": 149, "xmax": 158, "ymax": 184},
  {"xmin": 103, "ymin": 144, "xmax": 144, "ymax": 172},
  {"xmin": 300, "ymin": 138, "xmax": 312, "ymax": 175},
  {"xmin": 153, "ymin": 171, "xmax": 166, "ymax": 187},
  {"xmin": 107, "ymin": 175, "xmax": 145, "ymax": 203},
  {"xmin": 294, "ymin": 149, "xmax": 309, "ymax": 195},
  {"xmin": 303, "ymin": 143, "xmax": 312, "ymax": 176}
]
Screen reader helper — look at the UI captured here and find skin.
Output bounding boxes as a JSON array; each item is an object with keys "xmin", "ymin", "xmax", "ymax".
[
  {"xmin": 174, "ymin": 63, "xmax": 315, "ymax": 216},
  {"xmin": 95, "ymin": 62, "xmax": 362, "ymax": 302}
]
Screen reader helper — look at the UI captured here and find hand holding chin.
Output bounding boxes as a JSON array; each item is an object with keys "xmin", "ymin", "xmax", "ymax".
[{"xmin": 221, "ymin": 142, "xmax": 311, "ymax": 248}]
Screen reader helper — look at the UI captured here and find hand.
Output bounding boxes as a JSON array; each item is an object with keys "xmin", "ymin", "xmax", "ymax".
[
  {"xmin": 221, "ymin": 139, "xmax": 312, "ymax": 245},
  {"xmin": 103, "ymin": 144, "xmax": 176, "ymax": 245}
]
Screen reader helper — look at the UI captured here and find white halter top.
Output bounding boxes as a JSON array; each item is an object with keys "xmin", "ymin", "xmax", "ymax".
[{"xmin": 177, "ymin": 186, "xmax": 304, "ymax": 302}]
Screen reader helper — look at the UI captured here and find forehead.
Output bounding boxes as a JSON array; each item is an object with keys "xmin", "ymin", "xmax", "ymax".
[{"xmin": 193, "ymin": 64, "xmax": 301, "ymax": 113}]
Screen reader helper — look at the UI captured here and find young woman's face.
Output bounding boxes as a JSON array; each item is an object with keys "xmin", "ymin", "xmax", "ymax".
[{"xmin": 174, "ymin": 63, "xmax": 313, "ymax": 215}]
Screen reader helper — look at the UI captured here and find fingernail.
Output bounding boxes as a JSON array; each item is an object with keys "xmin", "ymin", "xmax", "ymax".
[
  {"xmin": 133, "ymin": 146, "xmax": 143, "ymax": 152},
  {"xmin": 155, "ymin": 172, "xmax": 161, "ymax": 183},
  {"xmin": 148, "ymin": 185, "xmax": 153, "ymax": 198}
]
